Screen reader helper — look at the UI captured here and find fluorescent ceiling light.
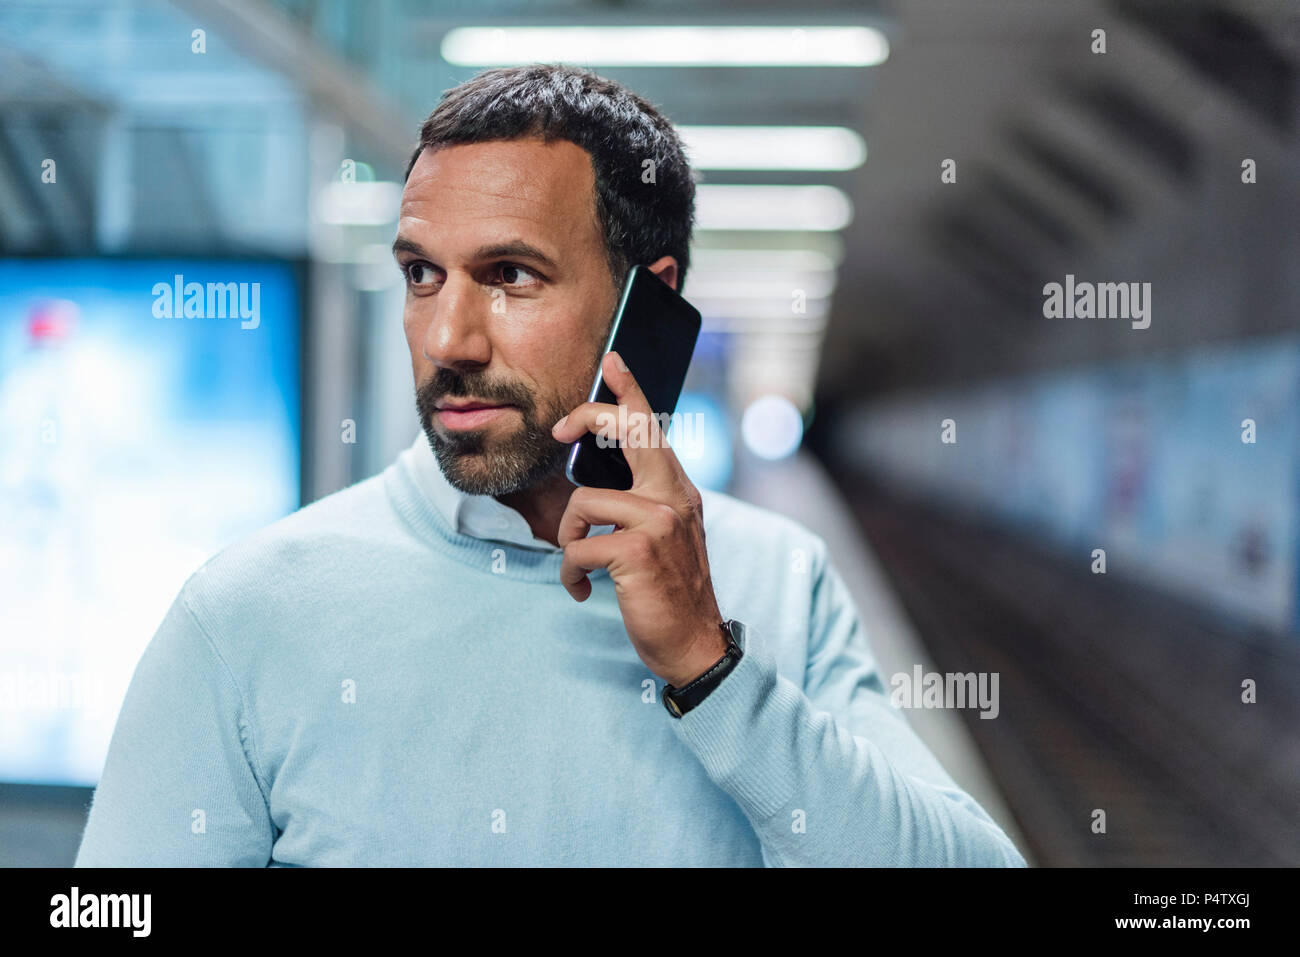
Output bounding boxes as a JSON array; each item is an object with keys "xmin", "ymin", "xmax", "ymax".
[
  {"xmin": 689, "ymin": 249, "xmax": 839, "ymax": 272},
  {"xmin": 694, "ymin": 299, "xmax": 830, "ymax": 324},
  {"xmin": 442, "ymin": 26, "xmax": 888, "ymax": 67},
  {"xmin": 685, "ymin": 273, "xmax": 837, "ymax": 300},
  {"xmin": 680, "ymin": 126, "xmax": 865, "ymax": 170},
  {"xmin": 695, "ymin": 184, "xmax": 852, "ymax": 231},
  {"xmin": 315, "ymin": 181, "xmax": 401, "ymax": 225},
  {"xmin": 702, "ymin": 316, "xmax": 829, "ymax": 335}
]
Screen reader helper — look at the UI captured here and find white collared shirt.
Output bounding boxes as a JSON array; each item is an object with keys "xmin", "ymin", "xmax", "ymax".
[{"xmin": 406, "ymin": 432, "xmax": 612, "ymax": 552}]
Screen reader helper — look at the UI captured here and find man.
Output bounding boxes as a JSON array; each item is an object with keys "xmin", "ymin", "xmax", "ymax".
[{"xmin": 76, "ymin": 64, "xmax": 1025, "ymax": 867}]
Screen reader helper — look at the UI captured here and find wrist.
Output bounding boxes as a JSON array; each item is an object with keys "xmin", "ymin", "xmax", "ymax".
[{"xmin": 663, "ymin": 624, "xmax": 729, "ymax": 688}]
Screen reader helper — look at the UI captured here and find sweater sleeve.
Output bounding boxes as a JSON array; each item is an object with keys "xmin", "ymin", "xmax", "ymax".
[
  {"xmin": 668, "ymin": 543, "xmax": 1027, "ymax": 867},
  {"xmin": 74, "ymin": 588, "xmax": 275, "ymax": 867}
]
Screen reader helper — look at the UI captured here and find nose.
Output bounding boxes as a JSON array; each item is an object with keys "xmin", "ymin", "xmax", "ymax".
[{"xmin": 421, "ymin": 270, "xmax": 491, "ymax": 370}]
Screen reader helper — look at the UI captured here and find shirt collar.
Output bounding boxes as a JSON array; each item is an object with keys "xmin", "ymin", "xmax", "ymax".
[{"xmin": 404, "ymin": 432, "xmax": 611, "ymax": 552}]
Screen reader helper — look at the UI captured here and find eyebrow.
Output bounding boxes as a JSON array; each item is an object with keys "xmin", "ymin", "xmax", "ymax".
[{"xmin": 391, "ymin": 236, "xmax": 560, "ymax": 273}]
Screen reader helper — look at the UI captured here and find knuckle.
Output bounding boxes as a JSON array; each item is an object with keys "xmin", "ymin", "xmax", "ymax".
[{"xmin": 653, "ymin": 502, "xmax": 680, "ymax": 530}]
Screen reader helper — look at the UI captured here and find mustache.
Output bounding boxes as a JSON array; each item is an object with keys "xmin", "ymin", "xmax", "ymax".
[{"xmin": 416, "ymin": 367, "xmax": 537, "ymax": 416}]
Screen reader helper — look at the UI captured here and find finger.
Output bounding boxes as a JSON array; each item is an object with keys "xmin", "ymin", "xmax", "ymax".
[
  {"xmin": 550, "ymin": 375, "xmax": 680, "ymax": 489},
  {"xmin": 599, "ymin": 351, "xmax": 692, "ymax": 480},
  {"xmin": 549, "ymin": 356, "xmax": 664, "ymax": 450},
  {"xmin": 559, "ymin": 534, "xmax": 619, "ymax": 602},
  {"xmin": 557, "ymin": 486, "xmax": 658, "ymax": 548},
  {"xmin": 600, "ymin": 351, "xmax": 653, "ymax": 418},
  {"xmin": 552, "ymin": 399, "xmax": 679, "ymax": 490},
  {"xmin": 551, "ymin": 400, "xmax": 622, "ymax": 444}
]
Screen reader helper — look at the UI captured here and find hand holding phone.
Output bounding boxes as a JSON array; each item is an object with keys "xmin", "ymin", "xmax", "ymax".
[
  {"xmin": 564, "ymin": 265, "xmax": 702, "ymax": 489},
  {"xmin": 550, "ymin": 342, "xmax": 728, "ymax": 688}
]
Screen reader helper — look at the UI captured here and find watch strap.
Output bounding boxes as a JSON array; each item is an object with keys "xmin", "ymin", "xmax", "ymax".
[{"xmin": 662, "ymin": 620, "xmax": 744, "ymax": 718}]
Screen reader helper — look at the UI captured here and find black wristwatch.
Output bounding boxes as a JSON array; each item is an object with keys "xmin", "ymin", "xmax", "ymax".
[{"xmin": 662, "ymin": 619, "xmax": 745, "ymax": 718}]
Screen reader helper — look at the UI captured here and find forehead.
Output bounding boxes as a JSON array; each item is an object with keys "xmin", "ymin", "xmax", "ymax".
[{"xmin": 399, "ymin": 136, "xmax": 600, "ymax": 251}]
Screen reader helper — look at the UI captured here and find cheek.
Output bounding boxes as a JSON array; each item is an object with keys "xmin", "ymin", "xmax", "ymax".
[
  {"xmin": 544, "ymin": 324, "xmax": 602, "ymax": 389},
  {"xmin": 492, "ymin": 307, "xmax": 588, "ymax": 375}
]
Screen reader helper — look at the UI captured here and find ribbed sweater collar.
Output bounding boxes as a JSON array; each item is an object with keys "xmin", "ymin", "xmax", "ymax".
[{"xmin": 384, "ymin": 433, "xmax": 606, "ymax": 585}]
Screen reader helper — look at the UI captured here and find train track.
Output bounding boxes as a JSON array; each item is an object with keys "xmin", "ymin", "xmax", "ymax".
[{"xmin": 838, "ymin": 475, "xmax": 1300, "ymax": 867}]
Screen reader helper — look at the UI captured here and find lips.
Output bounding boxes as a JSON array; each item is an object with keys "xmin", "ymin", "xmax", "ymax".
[
  {"xmin": 433, "ymin": 399, "xmax": 518, "ymax": 430},
  {"xmin": 436, "ymin": 400, "xmax": 512, "ymax": 412}
]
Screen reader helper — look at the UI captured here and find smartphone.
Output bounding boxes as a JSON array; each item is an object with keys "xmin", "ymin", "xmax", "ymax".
[{"xmin": 564, "ymin": 264, "xmax": 702, "ymax": 490}]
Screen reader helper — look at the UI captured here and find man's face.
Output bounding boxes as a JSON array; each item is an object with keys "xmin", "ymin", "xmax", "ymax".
[{"xmin": 395, "ymin": 136, "xmax": 621, "ymax": 495}]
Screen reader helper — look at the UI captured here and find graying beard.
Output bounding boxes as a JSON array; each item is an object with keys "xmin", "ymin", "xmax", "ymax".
[{"xmin": 426, "ymin": 422, "xmax": 569, "ymax": 497}]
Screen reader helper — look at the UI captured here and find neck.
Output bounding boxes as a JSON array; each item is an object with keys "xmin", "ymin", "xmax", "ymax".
[{"xmin": 496, "ymin": 472, "xmax": 577, "ymax": 547}]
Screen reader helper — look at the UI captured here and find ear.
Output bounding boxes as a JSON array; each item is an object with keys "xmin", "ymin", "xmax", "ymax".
[{"xmin": 644, "ymin": 255, "xmax": 680, "ymax": 292}]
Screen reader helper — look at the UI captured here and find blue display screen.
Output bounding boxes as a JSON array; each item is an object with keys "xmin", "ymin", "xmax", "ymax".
[{"xmin": 0, "ymin": 258, "xmax": 300, "ymax": 785}]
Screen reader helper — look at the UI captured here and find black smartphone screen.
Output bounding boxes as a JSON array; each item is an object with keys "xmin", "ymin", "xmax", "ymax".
[{"xmin": 564, "ymin": 265, "xmax": 702, "ymax": 490}]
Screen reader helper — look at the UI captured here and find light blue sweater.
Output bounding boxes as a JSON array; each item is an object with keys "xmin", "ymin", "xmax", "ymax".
[{"xmin": 75, "ymin": 435, "xmax": 1026, "ymax": 867}]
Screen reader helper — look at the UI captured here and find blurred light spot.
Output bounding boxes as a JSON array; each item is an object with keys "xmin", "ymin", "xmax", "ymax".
[
  {"xmin": 742, "ymin": 395, "xmax": 804, "ymax": 460},
  {"xmin": 670, "ymin": 391, "xmax": 732, "ymax": 490}
]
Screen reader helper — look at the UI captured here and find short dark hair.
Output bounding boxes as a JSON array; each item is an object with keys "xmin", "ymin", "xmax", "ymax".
[{"xmin": 405, "ymin": 63, "xmax": 696, "ymax": 293}]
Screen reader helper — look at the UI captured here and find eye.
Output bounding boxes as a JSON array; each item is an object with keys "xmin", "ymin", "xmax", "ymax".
[
  {"xmin": 402, "ymin": 261, "xmax": 438, "ymax": 287},
  {"xmin": 495, "ymin": 263, "xmax": 541, "ymax": 288}
]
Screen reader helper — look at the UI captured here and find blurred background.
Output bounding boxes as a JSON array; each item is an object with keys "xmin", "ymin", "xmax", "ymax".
[{"xmin": 2, "ymin": 0, "xmax": 1298, "ymax": 867}]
